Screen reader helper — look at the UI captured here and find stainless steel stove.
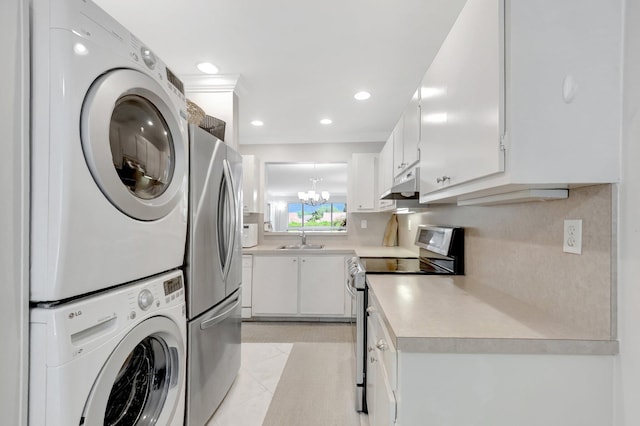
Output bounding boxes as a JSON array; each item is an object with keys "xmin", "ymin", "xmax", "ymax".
[{"xmin": 347, "ymin": 225, "xmax": 465, "ymax": 413}]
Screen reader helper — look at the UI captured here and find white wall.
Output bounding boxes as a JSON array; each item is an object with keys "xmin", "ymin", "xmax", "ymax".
[
  {"xmin": 615, "ymin": 0, "xmax": 640, "ymax": 424},
  {"xmin": 398, "ymin": 185, "xmax": 614, "ymax": 339},
  {"xmin": 239, "ymin": 142, "xmax": 388, "ymax": 243},
  {"xmin": 0, "ymin": 0, "xmax": 29, "ymax": 424}
]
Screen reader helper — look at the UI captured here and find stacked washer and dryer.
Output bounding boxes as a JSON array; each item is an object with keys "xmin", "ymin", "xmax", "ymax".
[{"xmin": 29, "ymin": 0, "xmax": 190, "ymax": 424}]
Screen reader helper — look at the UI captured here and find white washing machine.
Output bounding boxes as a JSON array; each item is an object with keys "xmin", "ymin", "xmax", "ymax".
[
  {"xmin": 30, "ymin": 0, "xmax": 189, "ymax": 302},
  {"xmin": 29, "ymin": 269, "xmax": 187, "ymax": 426}
]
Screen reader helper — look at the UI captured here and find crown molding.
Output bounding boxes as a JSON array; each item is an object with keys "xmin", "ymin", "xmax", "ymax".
[{"xmin": 182, "ymin": 74, "xmax": 240, "ymax": 92}]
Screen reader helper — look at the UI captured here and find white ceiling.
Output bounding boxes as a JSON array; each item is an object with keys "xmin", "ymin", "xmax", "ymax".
[{"xmin": 94, "ymin": 0, "xmax": 467, "ymax": 145}]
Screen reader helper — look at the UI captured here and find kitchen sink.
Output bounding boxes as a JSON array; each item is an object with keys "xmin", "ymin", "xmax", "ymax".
[{"xmin": 276, "ymin": 244, "xmax": 324, "ymax": 250}]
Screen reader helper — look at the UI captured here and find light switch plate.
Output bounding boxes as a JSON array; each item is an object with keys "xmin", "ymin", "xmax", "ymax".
[
  {"xmin": 360, "ymin": 219, "xmax": 367, "ymax": 229},
  {"xmin": 563, "ymin": 219, "xmax": 582, "ymax": 254}
]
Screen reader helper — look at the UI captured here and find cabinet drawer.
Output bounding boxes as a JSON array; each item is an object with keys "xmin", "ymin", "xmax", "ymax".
[{"xmin": 368, "ymin": 303, "xmax": 397, "ymax": 390}]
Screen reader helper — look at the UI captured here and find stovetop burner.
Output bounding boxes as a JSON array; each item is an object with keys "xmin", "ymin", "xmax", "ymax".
[{"xmin": 359, "ymin": 257, "xmax": 452, "ymax": 275}]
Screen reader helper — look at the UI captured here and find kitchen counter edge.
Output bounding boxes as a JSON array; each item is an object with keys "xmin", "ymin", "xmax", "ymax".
[{"xmin": 368, "ymin": 275, "xmax": 619, "ymax": 356}]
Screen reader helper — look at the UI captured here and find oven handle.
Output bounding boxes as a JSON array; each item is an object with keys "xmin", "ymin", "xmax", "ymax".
[{"xmin": 345, "ymin": 275, "xmax": 357, "ymax": 298}]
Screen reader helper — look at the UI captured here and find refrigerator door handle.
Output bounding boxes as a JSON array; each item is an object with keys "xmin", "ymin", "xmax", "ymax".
[
  {"xmin": 219, "ymin": 159, "xmax": 238, "ymax": 282},
  {"xmin": 200, "ymin": 294, "xmax": 241, "ymax": 330}
]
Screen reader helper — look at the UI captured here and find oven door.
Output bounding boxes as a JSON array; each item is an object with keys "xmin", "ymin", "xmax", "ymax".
[{"xmin": 346, "ymin": 271, "xmax": 367, "ymax": 412}]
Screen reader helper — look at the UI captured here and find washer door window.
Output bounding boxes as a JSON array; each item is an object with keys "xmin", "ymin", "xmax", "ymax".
[
  {"xmin": 82, "ymin": 69, "xmax": 186, "ymax": 221},
  {"xmin": 81, "ymin": 317, "xmax": 184, "ymax": 425}
]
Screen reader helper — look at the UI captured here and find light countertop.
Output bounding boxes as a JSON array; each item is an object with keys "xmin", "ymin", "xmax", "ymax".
[
  {"xmin": 243, "ymin": 244, "xmax": 417, "ymax": 258},
  {"xmin": 367, "ymin": 275, "xmax": 619, "ymax": 355}
]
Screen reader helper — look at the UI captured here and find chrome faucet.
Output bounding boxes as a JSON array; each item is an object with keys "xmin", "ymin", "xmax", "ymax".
[{"xmin": 300, "ymin": 231, "xmax": 307, "ymax": 246}]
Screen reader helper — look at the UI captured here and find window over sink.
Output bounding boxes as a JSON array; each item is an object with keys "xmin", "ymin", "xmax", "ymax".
[{"xmin": 264, "ymin": 162, "xmax": 348, "ymax": 233}]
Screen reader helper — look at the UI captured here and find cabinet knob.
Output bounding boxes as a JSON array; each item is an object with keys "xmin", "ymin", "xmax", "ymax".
[
  {"xmin": 366, "ymin": 306, "xmax": 375, "ymax": 313},
  {"xmin": 436, "ymin": 175, "xmax": 451, "ymax": 184},
  {"xmin": 376, "ymin": 339, "xmax": 387, "ymax": 351}
]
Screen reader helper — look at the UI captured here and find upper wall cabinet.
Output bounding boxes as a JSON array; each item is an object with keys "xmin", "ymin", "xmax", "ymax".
[
  {"xmin": 419, "ymin": 0, "xmax": 622, "ymax": 204},
  {"xmin": 393, "ymin": 91, "xmax": 421, "ymax": 178},
  {"xmin": 378, "ymin": 136, "xmax": 396, "ymax": 211},
  {"xmin": 242, "ymin": 154, "xmax": 261, "ymax": 213},
  {"xmin": 350, "ymin": 153, "xmax": 377, "ymax": 212}
]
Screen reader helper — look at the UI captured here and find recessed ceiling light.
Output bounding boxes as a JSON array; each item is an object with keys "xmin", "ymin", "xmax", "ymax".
[
  {"xmin": 354, "ymin": 91, "xmax": 371, "ymax": 101},
  {"xmin": 320, "ymin": 118, "xmax": 332, "ymax": 125},
  {"xmin": 251, "ymin": 120, "xmax": 264, "ymax": 127},
  {"xmin": 197, "ymin": 62, "xmax": 219, "ymax": 74}
]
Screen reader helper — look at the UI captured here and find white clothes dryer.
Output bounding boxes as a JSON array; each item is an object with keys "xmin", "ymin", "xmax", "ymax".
[
  {"xmin": 30, "ymin": 0, "xmax": 189, "ymax": 302},
  {"xmin": 29, "ymin": 269, "xmax": 187, "ymax": 426}
]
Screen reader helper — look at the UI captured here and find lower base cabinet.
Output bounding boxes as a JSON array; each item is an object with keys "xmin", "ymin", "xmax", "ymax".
[
  {"xmin": 366, "ymin": 293, "xmax": 615, "ymax": 426},
  {"xmin": 252, "ymin": 256, "xmax": 298, "ymax": 315},
  {"xmin": 241, "ymin": 255, "xmax": 253, "ymax": 318},
  {"xmin": 367, "ymin": 304, "xmax": 397, "ymax": 426},
  {"xmin": 252, "ymin": 254, "xmax": 350, "ymax": 318}
]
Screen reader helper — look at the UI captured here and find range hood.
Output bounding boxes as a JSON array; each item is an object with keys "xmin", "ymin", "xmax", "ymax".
[{"xmin": 380, "ymin": 167, "xmax": 419, "ymax": 200}]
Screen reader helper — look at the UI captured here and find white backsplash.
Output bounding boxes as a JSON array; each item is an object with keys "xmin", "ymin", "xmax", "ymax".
[{"xmin": 397, "ymin": 184, "xmax": 614, "ymax": 339}]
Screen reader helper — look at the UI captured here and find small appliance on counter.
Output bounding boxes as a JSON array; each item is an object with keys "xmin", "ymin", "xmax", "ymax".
[{"xmin": 242, "ymin": 223, "xmax": 258, "ymax": 248}]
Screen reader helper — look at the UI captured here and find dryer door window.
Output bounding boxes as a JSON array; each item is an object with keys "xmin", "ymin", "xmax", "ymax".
[
  {"xmin": 81, "ymin": 316, "xmax": 185, "ymax": 425},
  {"xmin": 109, "ymin": 94, "xmax": 174, "ymax": 201},
  {"xmin": 82, "ymin": 69, "xmax": 186, "ymax": 221}
]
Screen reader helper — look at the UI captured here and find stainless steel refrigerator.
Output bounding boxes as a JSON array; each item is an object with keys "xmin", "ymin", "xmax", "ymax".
[{"xmin": 184, "ymin": 125, "xmax": 243, "ymax": 426}]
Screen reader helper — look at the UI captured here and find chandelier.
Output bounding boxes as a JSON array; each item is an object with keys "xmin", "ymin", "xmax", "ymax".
[{"xmin": 298, "ymin": 177, "xmax": 330, "ymax": 206}]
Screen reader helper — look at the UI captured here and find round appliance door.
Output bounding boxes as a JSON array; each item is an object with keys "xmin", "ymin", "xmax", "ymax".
[
  {"xmin": 81, "ymin": 69, "xmax": 186, "ymax": 221},
  {"xmin": 81, "ymin": 316, "xmax": 185, "ymax": 425}
]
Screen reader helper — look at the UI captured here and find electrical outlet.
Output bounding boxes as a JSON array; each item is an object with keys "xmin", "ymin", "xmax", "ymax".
[
  {"xmin": 563, "ymin": 219, "xmax": 582, "ymax": 254},
  {"xmin": 360, "ymin": 219, "xmax": 367, "ymax": 229},
  {"xmin": 408, "ymin": 219, "xmax": 412, "ymax": 231}
]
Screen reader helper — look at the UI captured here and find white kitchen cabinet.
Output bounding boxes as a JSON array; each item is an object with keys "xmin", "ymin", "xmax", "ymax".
[
  {"xmin": 251, "ymin": 256, "xmax": 298, "ymax": 315},
  {"xmin": 241, "ymin": 255, "xmax": 253, "ymax": 318},
  {"xmin": 350, "ymin": 153, "xmax": 377, "ymax": 212},
  {"xmin": 399, "ymin": 89, "xmax": 421, "ymax": 175},
  {"xmin": 366, "ymin": 289, "xmax": 613, "ymax": 426},
  {"xmin": 242, "ymin": 154, "xmax": 260, "ymax": 213},
  {"xmin": 391, "ymin": 91, "xmax": 421, "ymax": 179},
  {"xmin": 419, "ymin": 0, "xmax": 503, "ymax": 195},
  {"xmin": 252, "ymin": 254, "xmax": 348, "ymax": 318},
  {"xmin": 299, "ymin": 256, "xmax": 345, "ymax": 316},
  {"xmin": 377, "ymin": 135, "xmax": 396, "ymax": 211},
  {"xmin": 391, "ymin": 118, "xmax": 405, "ymax": 178},
  {"xmin": 366, "ymin": 308, "xmax": 397, "ymax": 426},
  {"xmin": 419, "ymin": 0, "xmax": 622, "ymax": 204}
]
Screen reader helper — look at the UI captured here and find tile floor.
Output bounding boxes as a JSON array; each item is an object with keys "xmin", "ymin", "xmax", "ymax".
[
  {"xmin": 206, "ymin": 343, "xmax": 293, "ymax": 426},
  {"xmin": 206, "ymin": 341, "xmax": 369, "ymax": 426}
]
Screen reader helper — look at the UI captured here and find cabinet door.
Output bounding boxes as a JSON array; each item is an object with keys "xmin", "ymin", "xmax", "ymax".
[
  {"xmin": 366, "ymin": 316, "xmax": 378, "ymax": 423},
  {"xmin": 373, "ymin": 356, "xmax": 396, "ymax": 426},
  {"xmin": 420, "ymin": 0, "xmax": 503, "ymax": 194},
  {"xmin": 351, "ymin": 153, "xmax": 376, "ymax": 211},
  {"xmin": 299, "ymin": 256, "xmax": 345, "ymax": 315},
  {"xmin": 252, "ymin": 256, "xmax": 298, "ymax": 315},
  {"xmin": 402, "ymin": 89, "xmax": 421, "ymax": 170},
  {"xmin": 241, "ymin": 255, "xmax": 253, "ymax": 318},
  {"xmin": 242, "ymin": 155, "xmax": 260, "ymax": 213},
  {"xmin": 392, "ymin": 117, "xmax": 405, "ymax": 177},
  {"xmin": 378, "ymin": 137, "xmax": 396, "ymax": 210}
]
